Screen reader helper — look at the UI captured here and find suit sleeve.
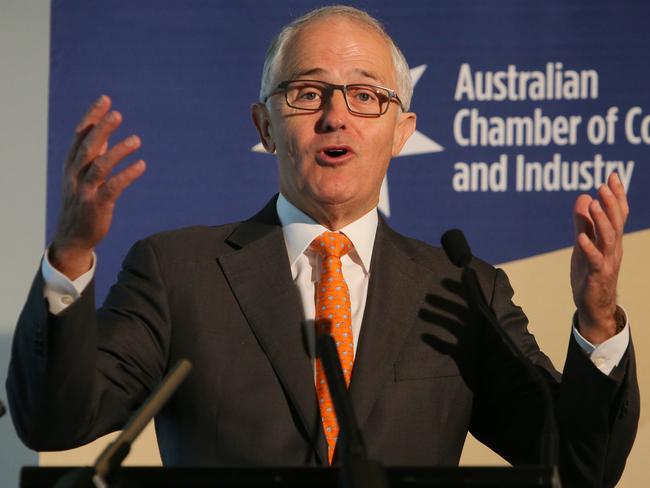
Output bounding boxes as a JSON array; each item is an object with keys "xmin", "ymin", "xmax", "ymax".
[
  {"xmin": 6, "ymin": 238, "xmax": 171, "ymax": 451},
  {"xmin": 469, "ymin": 266, "xmax": 639, "ymax": 488}
]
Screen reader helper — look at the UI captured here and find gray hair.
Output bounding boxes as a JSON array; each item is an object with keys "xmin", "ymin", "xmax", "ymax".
[{"xmin": 259, "ymin": 5, "xmax": 413, "ymax": 111}]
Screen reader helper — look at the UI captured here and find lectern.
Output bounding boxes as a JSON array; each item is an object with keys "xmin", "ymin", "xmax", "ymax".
[{"xmin": 21, "ymin": 465, "xmax": 558, "ymax": 487}]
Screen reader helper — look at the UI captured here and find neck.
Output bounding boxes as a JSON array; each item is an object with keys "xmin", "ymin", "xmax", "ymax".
[
  {"xmin": 306, "ymin": 204, "xmax": 362, "ymax": 231},
  {"xmin": 282, "ymin": 194, "xmax": 375, "ymax": 231}
]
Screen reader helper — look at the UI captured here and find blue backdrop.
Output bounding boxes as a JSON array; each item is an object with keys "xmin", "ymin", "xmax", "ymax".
[{"xmin": 48, "ymin": 0, "xmax": 650, "ymax": 301}]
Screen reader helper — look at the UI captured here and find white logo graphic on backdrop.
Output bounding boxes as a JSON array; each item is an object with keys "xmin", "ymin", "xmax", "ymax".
[{"xmin": 251, "ymin": 65, "xmax": 444, "ymax": 216}]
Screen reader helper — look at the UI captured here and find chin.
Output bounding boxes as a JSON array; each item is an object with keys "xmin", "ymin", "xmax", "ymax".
[{"xmin": 311, "ymin": 186, "xmax": 357, "ymax": 207}]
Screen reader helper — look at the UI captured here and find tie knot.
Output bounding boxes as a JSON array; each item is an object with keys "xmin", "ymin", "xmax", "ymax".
[{"xmin": 311, "ymin": 231, "xmax": 353, "ymax": 259}]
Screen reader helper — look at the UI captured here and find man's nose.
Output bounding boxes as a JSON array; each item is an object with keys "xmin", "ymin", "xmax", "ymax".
[{"xmin": 318, "ymin": 89, "xmax": 349, "ymax": 132}]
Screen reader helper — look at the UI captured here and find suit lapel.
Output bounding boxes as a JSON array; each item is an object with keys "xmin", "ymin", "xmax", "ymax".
[
  {"xmin": 349, "ymin": 219, "xmax": 430, "ymax": 429},
  {"xmin": 217, "ymin": 198, "xmax": 326, "ymax": 463}
]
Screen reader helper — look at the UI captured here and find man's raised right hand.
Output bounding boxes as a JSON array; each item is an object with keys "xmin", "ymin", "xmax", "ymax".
[{"xmin": 50, "ymin": 95, "xmax": 146, "ymax": 280}]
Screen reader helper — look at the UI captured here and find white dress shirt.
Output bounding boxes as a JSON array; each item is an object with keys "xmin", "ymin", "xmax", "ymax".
[
  {"xmin": 276, "ymin": 193, "xmax": 378, "ymax": 356},
  {"xmin": 41, "ymin": 194, "xmax": 630, "ymax": 375}
]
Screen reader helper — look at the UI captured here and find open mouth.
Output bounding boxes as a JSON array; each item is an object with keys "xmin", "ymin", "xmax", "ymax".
[
  {"xmin": 324, "ymin": 148, "xmax": 348, "ymax": 158},
  {"xmin": 319, "ymin": 146, "xmax": 353, "ymax": 162}
]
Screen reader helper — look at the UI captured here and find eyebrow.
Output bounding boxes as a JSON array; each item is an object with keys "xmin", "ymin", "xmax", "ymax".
[{"xmin": 291, "ymin": 67, "xmax": 384, "ymax": 84}]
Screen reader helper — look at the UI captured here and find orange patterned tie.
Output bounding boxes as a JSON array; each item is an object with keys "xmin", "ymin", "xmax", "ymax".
[{"xmin": 311, "ymin": 231, "xmax": 354, "ymax": 465}]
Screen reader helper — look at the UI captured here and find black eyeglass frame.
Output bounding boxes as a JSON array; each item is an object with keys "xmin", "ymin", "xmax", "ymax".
[{"xmin": 264, "ymin": 79, "xmax": 405, "ymax": 116}]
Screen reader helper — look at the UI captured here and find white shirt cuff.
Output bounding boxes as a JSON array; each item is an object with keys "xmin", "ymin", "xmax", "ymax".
[
  {"xmin": 41, "ymin": 248, "xmax": 96, "ymax": 315},
  {"xmin": 572, "ymin": 307, "xmax": 630, "ymax": 375}
]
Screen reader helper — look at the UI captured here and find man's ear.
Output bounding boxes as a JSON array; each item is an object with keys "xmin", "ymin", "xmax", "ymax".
[
  {"xmin": 251, "ymin": 103, "xmax": 276, "ymax": 153},
  {"xmin": 391, "ymin": 111, "xmax": 417, "ymax": 157}
]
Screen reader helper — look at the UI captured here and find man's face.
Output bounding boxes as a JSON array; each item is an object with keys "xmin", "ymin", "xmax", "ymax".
[{"xmin": 253, "ymin": 17, "xmax": 416, "ymax": 228}]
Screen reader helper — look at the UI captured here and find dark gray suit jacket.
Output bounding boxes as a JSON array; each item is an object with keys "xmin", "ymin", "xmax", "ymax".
[{"xmin": 7, "ymin": 197, "xmax": 639, "ymax": 487}]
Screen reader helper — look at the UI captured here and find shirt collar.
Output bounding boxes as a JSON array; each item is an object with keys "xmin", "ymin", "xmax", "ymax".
[{"xmin": 276, "ymin": 193, "xmax": 378, "ymax": 273}]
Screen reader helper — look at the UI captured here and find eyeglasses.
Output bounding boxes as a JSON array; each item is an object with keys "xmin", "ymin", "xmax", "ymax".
[{"xmin": 264, "ymin": 79, "xmax": 405, "ymax": 116}]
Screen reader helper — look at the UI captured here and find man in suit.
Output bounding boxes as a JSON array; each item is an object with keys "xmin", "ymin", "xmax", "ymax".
[{"xmin": 7, "ymin": 6, "xmax": 638, "ymax": 487}]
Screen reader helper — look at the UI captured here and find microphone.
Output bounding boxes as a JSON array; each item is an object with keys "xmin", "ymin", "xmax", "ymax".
[
  {"xmin": 303, "ymin": 320, "xmax": 388, "ymax": 488},
  {"xmin": 440, "ymin": 230, "xmax": 561, "ymax": 487},
  {"xmin": 316, "ymin": 333, "xmax": 367, "ymax": 463},
  {"xmin": 54, "ymin": 359, "xmax": 192, "ymax": 488},
  {"xmin": 441, "ymin": 229, "xmax": 471, "ymax": 268}
]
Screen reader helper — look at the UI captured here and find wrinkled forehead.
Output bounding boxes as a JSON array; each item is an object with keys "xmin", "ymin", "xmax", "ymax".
[{"xmin": 278, "ymin": 16, "xmax": 397, "ymax": 86}]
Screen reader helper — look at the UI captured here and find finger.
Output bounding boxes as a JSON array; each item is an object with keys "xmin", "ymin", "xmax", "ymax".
[
  {"xmin": 573, "ymin": 194, "xmax": 595, "ymax": 240},
  {"xmin": 608, "ymin": 172, "xmax": 630, "ymax": 223},
  {"xmin": 98, "ymin": 160, "xmax": 147, "ymax": 203},
  {"xmin": 84, "ymin": 135, "xmax": 142, "ymax": 186},
  {"xmin": 75, "ymin": 94, "xmax": 111, "ymax": 134},
  {"xmin": 589, "ymin": 199, "xmax": 616, "ymax": 256},
  {"xmin": 65, "ymin": 96, "xmax": 113, "ymax": 169},
  {"xmin": 73, "ymin": 110, "xmax": 123, "ymax": 170},
  {"xmin": 64, "ymin": 124, "xmax": 94, "ymax": 172},
  {"xmin": 576, "ymin": 232, "xmax": 604, "ymax": 272},
  {"xmin": 598, "ymin": 183, "xmax": 624, "ymax": 236}
]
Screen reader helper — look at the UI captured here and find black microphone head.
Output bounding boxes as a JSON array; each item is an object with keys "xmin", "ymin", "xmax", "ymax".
[
  {"xmin": 441, "ymin": 229, "xmax": 472, "ymax": 268},
  {"xmin": 301, "ymin": 319, "xmax": 336, "ymax": 360}
]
